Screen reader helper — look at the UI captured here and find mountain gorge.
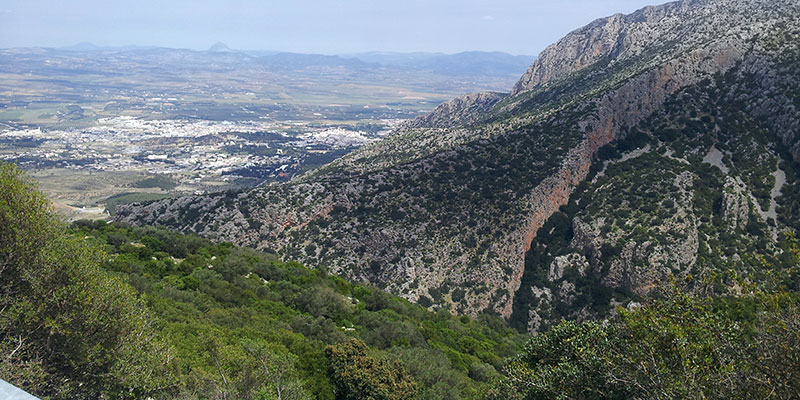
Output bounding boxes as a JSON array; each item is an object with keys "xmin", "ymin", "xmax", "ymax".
[{"xmin": 117, "ymin": 0, "xmax": 800, "ymax": 331}]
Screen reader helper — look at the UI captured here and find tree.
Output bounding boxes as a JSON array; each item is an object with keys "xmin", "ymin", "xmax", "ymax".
[
  {"xmin": 325, "ymin": 338, "xmax": 417, "ymax": 400},
  {"xmin": 202, "ymin": 338, "xmax": 312, "ymax": 400},
  {"xmin": 243, "ymin": 341, "xmax": 311, "ymax": 400},
  {"xmin": 0, "ymin": 163, "xmax": 175, "ymax": 398},
  {"xmin": 489, "ymin": 320, "xmax": 628, "ymax": 400}
]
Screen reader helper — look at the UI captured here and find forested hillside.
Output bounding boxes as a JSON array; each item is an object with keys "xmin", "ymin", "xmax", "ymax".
[{"xmin": 0, "ymin": 163, "xmax": 524, "ymax": 399}]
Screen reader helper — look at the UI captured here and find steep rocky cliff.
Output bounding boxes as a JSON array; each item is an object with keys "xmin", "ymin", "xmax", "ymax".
[{"xmin": 117, "ymin": 0, "xmax": 800, "ymax": 328}]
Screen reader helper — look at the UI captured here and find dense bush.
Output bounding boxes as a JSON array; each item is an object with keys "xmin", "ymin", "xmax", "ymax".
[
  {"xmin": 0, "ymin": 163, "xmax": 174, "ymax": 398},
  {"xmin": 492, "ymin": 278, "xmax": 800, "ymax": 399}
]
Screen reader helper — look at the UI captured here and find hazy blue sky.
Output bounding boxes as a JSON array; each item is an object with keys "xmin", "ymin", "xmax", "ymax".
[{"xmin": 1, "ymin": 0, "xmax": 660, "ymax": 55}]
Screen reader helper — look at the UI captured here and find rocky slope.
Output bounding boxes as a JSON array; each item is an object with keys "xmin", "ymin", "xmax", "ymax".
[
  {"xmin": 403, "ymin": 91, "xmax": 507, "ymax": 129},
  {"xmin": 117, "ymin": 0, "xmax": 800, "ymax": 328}
]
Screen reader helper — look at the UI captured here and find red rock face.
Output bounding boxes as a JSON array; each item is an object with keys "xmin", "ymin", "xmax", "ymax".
[
  {"xmin": 501, "ymin": 37, "xmax": 749, "ymax": 317},
  {"xmin": 501, "ymin": 124, "xmax": 612, "ymax": 318}
]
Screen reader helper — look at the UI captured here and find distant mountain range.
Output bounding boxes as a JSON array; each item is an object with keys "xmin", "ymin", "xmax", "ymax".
[
  {"xmin": 58, "ymin": 42, "xmax": 160, "ymax": 52},
  {"xmin": 46, "ymin": 42, "xmax": 535, "ymax": 77},
  {"xmin": 342, "ymin": 51, "xmax": 535, "ymax": 76},
  {"xmin": 0, "ymin": 42, "xmax": 536, "ymax": 128}
]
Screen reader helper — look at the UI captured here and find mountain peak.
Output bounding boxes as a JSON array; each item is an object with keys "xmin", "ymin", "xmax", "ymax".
[
  {"xmin": 208, "ymin": 42, "xmax": 234, "ymax": 53},
  {"xmin": 511, "ymin": 0, "xmax": 784, "ymax": 96},
  {"xmin": 60, "ymin": 42, "xmax": 102, "ymax": 51}
]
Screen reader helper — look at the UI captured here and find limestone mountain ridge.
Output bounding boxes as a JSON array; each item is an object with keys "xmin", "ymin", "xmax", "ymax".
[{"xmin": 117, "ymin": 0, "xmax": 800, "ymax": 329}]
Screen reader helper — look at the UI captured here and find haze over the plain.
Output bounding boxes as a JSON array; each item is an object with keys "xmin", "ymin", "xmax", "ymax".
[{"xmin": 1, "ymin": 0, "xmax": 658, "ymax": 54}]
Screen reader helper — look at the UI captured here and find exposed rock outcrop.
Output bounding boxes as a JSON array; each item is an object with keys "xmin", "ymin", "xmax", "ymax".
[
  {"xmin": 721, "ymin": 177, "xmax": 751, "ymax": 231},
  {"xmin": 403, "ymin": 91, "xmax": 507, "ymax": 129}
]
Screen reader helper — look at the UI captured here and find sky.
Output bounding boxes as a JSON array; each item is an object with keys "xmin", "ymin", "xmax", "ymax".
[{"xmin": 0, "ymin": 0, "xmax": 661, "ymax": 55}]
